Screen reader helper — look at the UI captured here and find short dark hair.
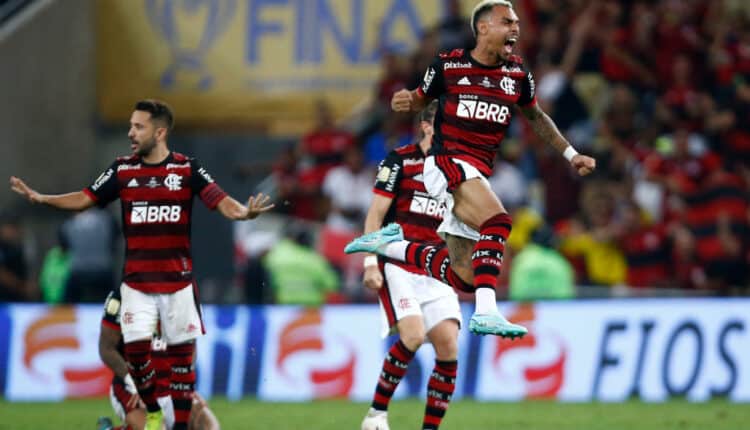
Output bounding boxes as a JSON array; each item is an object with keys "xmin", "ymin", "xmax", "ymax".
[
  {"xmin": 134, "ymin": 99, "xmax": 174, "ymax": 131},
  {"xmin": 471, "ymin": 0, "xmax": 514, "ymax": 37}
]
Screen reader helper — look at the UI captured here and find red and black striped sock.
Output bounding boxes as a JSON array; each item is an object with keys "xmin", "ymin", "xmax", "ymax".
[
  {"xmin": 168, "ymin": 342, "xmax": 196, "ymax": 430},
  {"xmin": 423, "ymin": 360, "xmax": 457, "ymax": 430},
  {"xmin": 371, "ymin": 340, "xmax": 415, "ymax": 411},
  {"xmin": 123, "ymin": 340, "xmax": 160, "ymax": 413},
  {"xmin": 471, "ymin": 213, "xmax": 512, "ymax": 292},
  {"xmin": 404, "ymin": 244, "xmax": 474, "ymax": 293}
]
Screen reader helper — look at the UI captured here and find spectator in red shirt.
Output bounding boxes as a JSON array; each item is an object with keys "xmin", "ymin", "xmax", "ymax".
[{"xmin": 298, "ymin": 99, "xmax": 356, "ymax": 188}]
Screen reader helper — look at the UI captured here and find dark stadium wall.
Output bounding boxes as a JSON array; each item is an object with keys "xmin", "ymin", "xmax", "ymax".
[{"xmin": 0, "ymin": 0, "xmax": 96, "ymax": 214}]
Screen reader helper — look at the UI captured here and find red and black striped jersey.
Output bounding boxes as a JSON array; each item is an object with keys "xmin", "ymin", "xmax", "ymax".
[
  {"xmin": 101, "ymin": 289, "xmax": 170, "ymax": 397},
  {"xmin": 84, "ymin": 152, "xmax": 227, "ymax": 294},
  {"xmin": 417, "ymin": 49, "xmax": 536, "ymax": 177},
  {"xmin": 374, "ymin": 143, "xmax": 444, "ymax": 274}
]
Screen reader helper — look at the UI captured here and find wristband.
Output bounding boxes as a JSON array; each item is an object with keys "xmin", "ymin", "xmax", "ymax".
[
  {"xmin": 563, "ymin": 146, "xmax": 579, "ymax": 162},
  {"xmin": 123, "ymin": 373, "xmax": 137, "ymax": 394},
  {"xmin": 364, "ymin": 255, "xmax": 378, "ymax": 268}
]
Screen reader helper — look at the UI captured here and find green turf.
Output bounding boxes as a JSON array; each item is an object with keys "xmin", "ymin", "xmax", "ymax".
[{"xmin": 0, "ymin": 398, "xmax": 745, "ymax": 429}]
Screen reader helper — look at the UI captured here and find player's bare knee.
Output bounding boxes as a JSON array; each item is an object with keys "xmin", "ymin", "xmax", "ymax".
[
  {"xmin": 428, "ymin": 320, "xmax": 459, "ymax": 359},
  {"xmin": 434, "ymin": 339, "xmax": 458, "ymax": 361},
  {"xmin": 400, "ymin": 331, "xmax": 425, "ymax": 351}
]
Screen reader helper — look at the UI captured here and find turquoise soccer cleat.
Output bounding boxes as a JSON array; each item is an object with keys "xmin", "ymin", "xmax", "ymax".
[
  {"xmin": 469, "ymin": 312, "xmax": 528, "ymax": 338},
  {"xmin": 96, "ymin": 417, "xmax": 114, "ymax": 430},
  {"xmin": 344, "ymin": 223, "xmax": 404, "ymax": 254}
]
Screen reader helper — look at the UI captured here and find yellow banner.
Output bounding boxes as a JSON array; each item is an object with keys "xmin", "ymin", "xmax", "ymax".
[{"xmin": 97, "ymin": 0, "xmax": 447, "ymax": 130}]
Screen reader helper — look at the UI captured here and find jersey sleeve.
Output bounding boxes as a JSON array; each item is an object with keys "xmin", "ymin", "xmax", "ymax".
[
  {"xmin": 416, "ymin": 56, "xmax": 446, "ymax": 99},
  {"xmin": 84, "ymin": 161, "xmax": 120, "ymax": 207},
  {"xmin": 190, "ymin": 158, "xmax": 228, "ymax": 210},
  {"xmin": 373, "ymin": 151, "xmax": 403, "ymax": 198},
  {"xmin": 516, "ymin": 69, "xmax": 537, "ymax": 108},
  {"xmin": 101, "ymin": 290, "xmax": 121, "ymax": 330}
]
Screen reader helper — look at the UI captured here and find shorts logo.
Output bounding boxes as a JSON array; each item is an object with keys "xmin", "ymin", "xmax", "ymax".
[
  {"xmin": 122, "ymin": 312, "xmax": 134, "ymax": 325},
  {"xmin": 164, "ymin": 173, "xmax": 182, "ymax": 191},
  {"xmin": 131, "ymin": 204, "xmax": 182, "ymax": 224},
  {"xmin": 398, "ymin": 298, "xmax": 411, "ymax": 310},
  {"xmin": 456, "ymin": 100, "xmax": 511, "ymax": 124}
]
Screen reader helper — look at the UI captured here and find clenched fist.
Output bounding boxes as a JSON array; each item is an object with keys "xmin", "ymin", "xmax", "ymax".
[
  {"xmin": 391, "ymin": 89, "xmax": 414, "ymax": 112},
  {"xmin": 571, "ymin": 154, "xmax": 596, "ymax": 176}
]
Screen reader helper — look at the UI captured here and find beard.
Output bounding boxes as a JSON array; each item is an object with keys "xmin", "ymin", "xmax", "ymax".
[{"xmin": 135, "ymin": 137, "xmax": 157, "ymax": 157}]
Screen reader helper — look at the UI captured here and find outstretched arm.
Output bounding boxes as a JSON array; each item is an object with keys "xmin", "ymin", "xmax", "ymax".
[
  {"xmin": 10, "ymin": 176, "xmax": 95, "ymax": 211},
  {"xmin": 216, "ymin": 192, "xmax": 275, "ymax": 221},
  {"xmin": 520, "ymin": 104, "xmax": 596, "ymax": 176}
]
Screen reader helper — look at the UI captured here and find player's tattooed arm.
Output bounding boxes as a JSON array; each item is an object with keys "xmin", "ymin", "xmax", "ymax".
[
  {"xmin": 521, "ymin": 104, "xmax": 596, "ymax": 176},
  {"xmin": 98, "ymin": 324, "xmax": 129, "ymax": 379},
  {"xmin": 520, "ymin": 104, "xmax": 569, "ymax": 154}
]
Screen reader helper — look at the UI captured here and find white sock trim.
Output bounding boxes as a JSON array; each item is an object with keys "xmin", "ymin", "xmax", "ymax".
[
  {"xmin": 382, "ymin": 241, "xmax": 409, "ymax": 261},
  {"xmin": 475, "ymin": 287, "xmax": 498, "ymax": 314}
]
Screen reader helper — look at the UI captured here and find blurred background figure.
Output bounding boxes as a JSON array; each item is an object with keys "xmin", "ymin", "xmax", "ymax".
[
  {"xmin": 510, "ymin": 223, "xmax": 574, "ymax": 301},
  {"xmin": 262, "ymin": 222, "xmax": 341, "ymax": 306},
  {"xmin": 0, "ymin": 212, "xmax": 35, "ymax": 302},
  {"xmin": 60, "ymin": 207, "xmax": 118, "ymax": 303},
  {"xmin": 38, "ymin": 228, "xmax": 70, "ymax": 304}
]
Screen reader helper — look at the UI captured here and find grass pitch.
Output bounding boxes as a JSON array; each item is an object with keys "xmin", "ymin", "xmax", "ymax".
[{"xmin": 0, "ymin": 398, "xmax": 744, "ymax": 429}]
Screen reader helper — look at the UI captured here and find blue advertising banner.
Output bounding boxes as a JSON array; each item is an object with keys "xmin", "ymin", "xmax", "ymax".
[{"xmin": 1, "ymin": 300, "xmax": 748, "ymax": 402}]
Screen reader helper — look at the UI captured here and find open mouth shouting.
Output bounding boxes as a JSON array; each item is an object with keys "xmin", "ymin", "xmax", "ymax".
[{"xmin": 504, "ymin": 36, "xmax": 518, "ymax": 55}]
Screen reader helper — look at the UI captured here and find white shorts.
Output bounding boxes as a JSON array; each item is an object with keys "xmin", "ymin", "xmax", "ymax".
[
  {"xmin": 120, "ymin": 283, "xmax": 204, "ymax": 345},
  {"xmin": 110, "ymin": 389, "xmax": 174, "ymax": 429},
  {"xmin": 379, "ymin": 262, "xmax": 462, "ymax": 338},
  {"xmin": 423, "ymin": 155, "xmax": 487, "ymax": 241}
]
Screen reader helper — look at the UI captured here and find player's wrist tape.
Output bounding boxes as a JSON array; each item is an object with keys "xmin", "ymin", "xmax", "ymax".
[
  {"xmin": 123, "ymin": 373, "xmax": 137, "ymax": 394},
  {"xmin": 563, "ymin": 146, "xmax": 579, "ymax": 162},
  {"xmin": 364, "ymin": 255, "xmax": 378, "ymax": 268}
]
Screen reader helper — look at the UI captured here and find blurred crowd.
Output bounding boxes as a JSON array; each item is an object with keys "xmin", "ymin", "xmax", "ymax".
[{"xmin": 2, "ymin": 0, "xmax": 749, "ymax": 305}]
